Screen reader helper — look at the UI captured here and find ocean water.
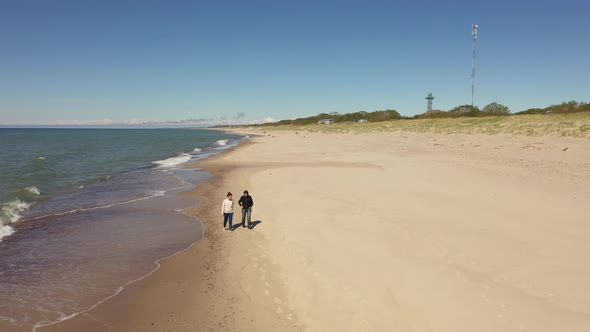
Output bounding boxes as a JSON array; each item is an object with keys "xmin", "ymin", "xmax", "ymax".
[{"xmin": 0, "ymin": 128, "xmax": 241, "ymax": 331}]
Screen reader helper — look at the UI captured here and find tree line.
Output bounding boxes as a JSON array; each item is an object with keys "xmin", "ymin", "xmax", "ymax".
[
  {"xmin": 414, "ymin": 100, "xmax": 590, "ymax": 119},
  {"xmin": 269, "ymin": 109, "xmax": 403, "ymax": 126},
  {"xmin": 261, "ymin": 100, "xmax": 589, "ymax": 126}
]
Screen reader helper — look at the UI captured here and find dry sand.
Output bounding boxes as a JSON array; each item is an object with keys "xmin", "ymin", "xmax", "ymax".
[{"xmin": 42, "ymin": 129, "xmax": 590, "ymax": 331}]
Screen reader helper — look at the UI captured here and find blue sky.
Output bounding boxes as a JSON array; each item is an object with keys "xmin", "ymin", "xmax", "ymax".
[{"xmin": 0, "ymin": 0, "xmax": 588, "ymax": 126}]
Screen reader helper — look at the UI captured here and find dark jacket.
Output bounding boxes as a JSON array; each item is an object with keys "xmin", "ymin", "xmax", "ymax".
[{"xmin": 239, "ymin": 195, "xmax": 254, "ymax": 209}]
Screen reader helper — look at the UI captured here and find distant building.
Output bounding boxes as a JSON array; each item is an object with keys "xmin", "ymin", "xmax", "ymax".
[
  {"xmin": 318, "ymin": 119, "xmax": 334, "ymax": 124},
  {"xmin": 358, "ymin": 119, "xmax": 368, "ymax": 123}
]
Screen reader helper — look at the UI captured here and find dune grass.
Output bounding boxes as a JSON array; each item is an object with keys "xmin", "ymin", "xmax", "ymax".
[{"xmin": 256, "ymin": 113, "xmax": 590, "ymax": 138}]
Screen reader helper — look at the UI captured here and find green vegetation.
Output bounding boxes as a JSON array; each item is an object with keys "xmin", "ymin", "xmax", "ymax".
[
  {"xmin": 414, "ymin": 102, "xmax": 510, "ymax": 119},
  {"xmin": 261, "ymin": 100, "xmax": 589, "ymax": 126},
  {"xmin": 256, "ymin": 113, "xmax": 590, "ymax": 138},
  {"xmin": 247, "ymin": 100, "xmax": 590, "ymax": 138},
  {"xmin": 271, "ymin": 109, "xmax": 402, "ymax": 126},
  {"xmin": 515, "ymin": 101, "xmax": 590, "ymax": 115}
]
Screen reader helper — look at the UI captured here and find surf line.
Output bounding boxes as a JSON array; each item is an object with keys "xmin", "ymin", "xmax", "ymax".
[{"xmin": 21, "ymin": 184, "xmax": 191, "ymax": 222}]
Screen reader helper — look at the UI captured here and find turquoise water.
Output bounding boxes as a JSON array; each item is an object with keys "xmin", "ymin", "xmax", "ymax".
[{"xmin": 0, "ymin": 128, "xmax": 242, "ymax": 331}]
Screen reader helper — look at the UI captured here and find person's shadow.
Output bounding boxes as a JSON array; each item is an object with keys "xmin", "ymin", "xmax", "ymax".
[
  {"xmin": 229, "ymin": 220, "xmax": 262, "ymax": 231},
  {"xmin": 249, "ymin": 220, "xmax": 262, "ymax": 230}
]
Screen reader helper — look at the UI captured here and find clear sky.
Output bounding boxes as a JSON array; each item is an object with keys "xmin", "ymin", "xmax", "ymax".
[{"xmin": 1, "ymin": 0, "xmax": 588, "ymax": 126}]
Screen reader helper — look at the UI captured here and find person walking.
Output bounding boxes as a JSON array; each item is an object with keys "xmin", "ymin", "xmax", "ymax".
[
  {"xmin": 221, "ymin": 192, "xmax": 234, "ymax": 231},
  {"xmin": 238, "ymin": 190, "xmax": 254, "ymax": 229}
]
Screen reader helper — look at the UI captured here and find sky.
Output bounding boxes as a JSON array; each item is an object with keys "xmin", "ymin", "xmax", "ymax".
[{"xmin": 0, "ymin": 0, "xmax": 588, "ymax": 126}]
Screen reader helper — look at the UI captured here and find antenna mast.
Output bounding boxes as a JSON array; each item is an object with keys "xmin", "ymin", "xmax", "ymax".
[{"xmin": 471, "ymin": 24, "xmax": 478, "ymax": 106}]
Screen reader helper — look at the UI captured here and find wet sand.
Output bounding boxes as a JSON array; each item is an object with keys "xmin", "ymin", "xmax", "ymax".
[{"xmin": 42, "ymin": 129, "xmax": 590, "ymax": 331}]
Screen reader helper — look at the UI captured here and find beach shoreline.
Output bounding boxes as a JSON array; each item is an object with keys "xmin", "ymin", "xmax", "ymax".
[
  {"xmin": 40, "ymin": 128, "xmax": 590, "ymax": 331},
  {"xmin": 38, "ymin": 137, "xmax": 299, "ymax": 332},
  {"xmin": 1, "ymin": 129, "xmax": 246, "ymax": 332}
]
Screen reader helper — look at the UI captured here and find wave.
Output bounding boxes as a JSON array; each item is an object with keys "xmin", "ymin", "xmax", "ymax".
[
  {"xmin": 0, "ymin": 199, "xmax": 32, "ymax": 224},
  {"xmin": 0, "ymin": 199, "xmax": 33, "ymax": 241},
  {"xmin": 152, "ymin": 190, "xmax": 166, "ymax": 197},
  {"xmin": 152, "ymin": 153, "xmax": 192, "ymax": 168},
  {"xmin": 26, "ymin": 186, "xmax": 41, "ymax": 196},
  {"xmin": 0, "ymin": 225, "xmax": 15, "ymax": 242},
  {"xmin": 8, "ymin": 186, "xmax": 42, "ymax": 201},
  {"xmin": 214, "ymin": 139, "xmax": 229, "ymax": 147},
  {"xmin": 21, "ymin": 186, "xmax": 190, "ymax": 223},
  {"xmin": 36, "ymin": 156, "xmax": 45, "ymax": 160},
  {"xmin": 0, "ymin": 185, "xmax": 41, "ymax": 240},
  {"xmin": 193, "ymin": 147, "xmax": 202, "ymax": 153}
]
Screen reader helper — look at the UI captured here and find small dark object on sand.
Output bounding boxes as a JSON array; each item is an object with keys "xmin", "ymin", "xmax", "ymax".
[{"xmin": 563, "ymin": 147, "xmax": 569, "ymax": 151}]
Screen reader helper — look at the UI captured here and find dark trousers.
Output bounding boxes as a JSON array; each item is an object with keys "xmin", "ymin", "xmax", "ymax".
[
  {"xmin": 223, "ymin": 213, "xmax": 233, "ymax": 229},
  {"xmin": 241, "ymin": 207, "xmax": 252, "ymax": 228}
]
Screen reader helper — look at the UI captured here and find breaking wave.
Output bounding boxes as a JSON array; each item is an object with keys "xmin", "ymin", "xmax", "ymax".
[
  {"xmin": 215, "ymin": 139, "xmax": 229, "ymax": 146},
  {"xmin": 152, "ymin": 153, "xmax": 192, "ymax": 168},
  {"xmin": 0, "ymin": 199, "xmax": 32, "ymax": 242},
  {"xmin": 26, "ymin": 186, "xmax": 41, "ymax": 196}
]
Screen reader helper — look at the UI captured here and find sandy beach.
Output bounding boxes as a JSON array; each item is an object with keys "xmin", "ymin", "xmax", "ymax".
[{"xmin": 42, "ymin": 128, "xmax": 590, "ymax": 332}]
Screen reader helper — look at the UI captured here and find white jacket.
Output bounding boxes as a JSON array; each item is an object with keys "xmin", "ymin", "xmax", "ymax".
[{"xmin": 221, "ymin": 198, "xmax": 234, "ymax": 214}]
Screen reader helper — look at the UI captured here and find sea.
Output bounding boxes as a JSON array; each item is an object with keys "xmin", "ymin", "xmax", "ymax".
[{"xmin": 0, "ymin": 128, "xmax": 243, "ymax": 331}]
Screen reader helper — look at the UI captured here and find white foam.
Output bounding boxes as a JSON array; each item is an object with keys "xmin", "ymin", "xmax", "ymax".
[
  {"xmin": 36, "ymin": 156, "xmax": 45, "ymax": 160},
  {"xmin": 26, "ymin": 186, "xmax": 41, "ymax": 196},
  {"xmin": 152, "ymin": 190, "xmax": 166, "ymax": 197},
  {"xmin": 0, "ymin": 225, "xmax": 15, "ymax": 242},
  {"xmin": 241, "ymin": 135, "xmax": 250, "ymax": 139},
  {"xmin": 1, "ymin": 199, "xmax": 31, "ymax": 224},
  {"xmin": 215, "ymin": 139, "xmax": 229, "ymax": 147},
  {"xmin": 152, "ymin": 153, "xmax": 192, "ymax": 168},
  {"xmin": 193, "ymin": 147, "xmax": 202, "ymax": 152},
  {"xmin": 0, "ymin": 199, "xmax": 32, "ymax": 241}
]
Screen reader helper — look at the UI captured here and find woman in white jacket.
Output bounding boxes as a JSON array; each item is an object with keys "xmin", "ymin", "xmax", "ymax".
[{"xmin": 221, "ymin": 192, "xmax": 234, "ymax": 231}]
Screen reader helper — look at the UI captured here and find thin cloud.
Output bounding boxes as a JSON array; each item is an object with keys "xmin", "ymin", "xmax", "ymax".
[
  {"xmin": 54, "ymin": 119, "xmax": 115, "ymax": 126},
  {"xmin": 248, "ymin": 117, "xmax": 275, "ymax": 125},
  {"xmin": 49, "ymin": 116, "xmax": 276, "ymax": 127}
]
